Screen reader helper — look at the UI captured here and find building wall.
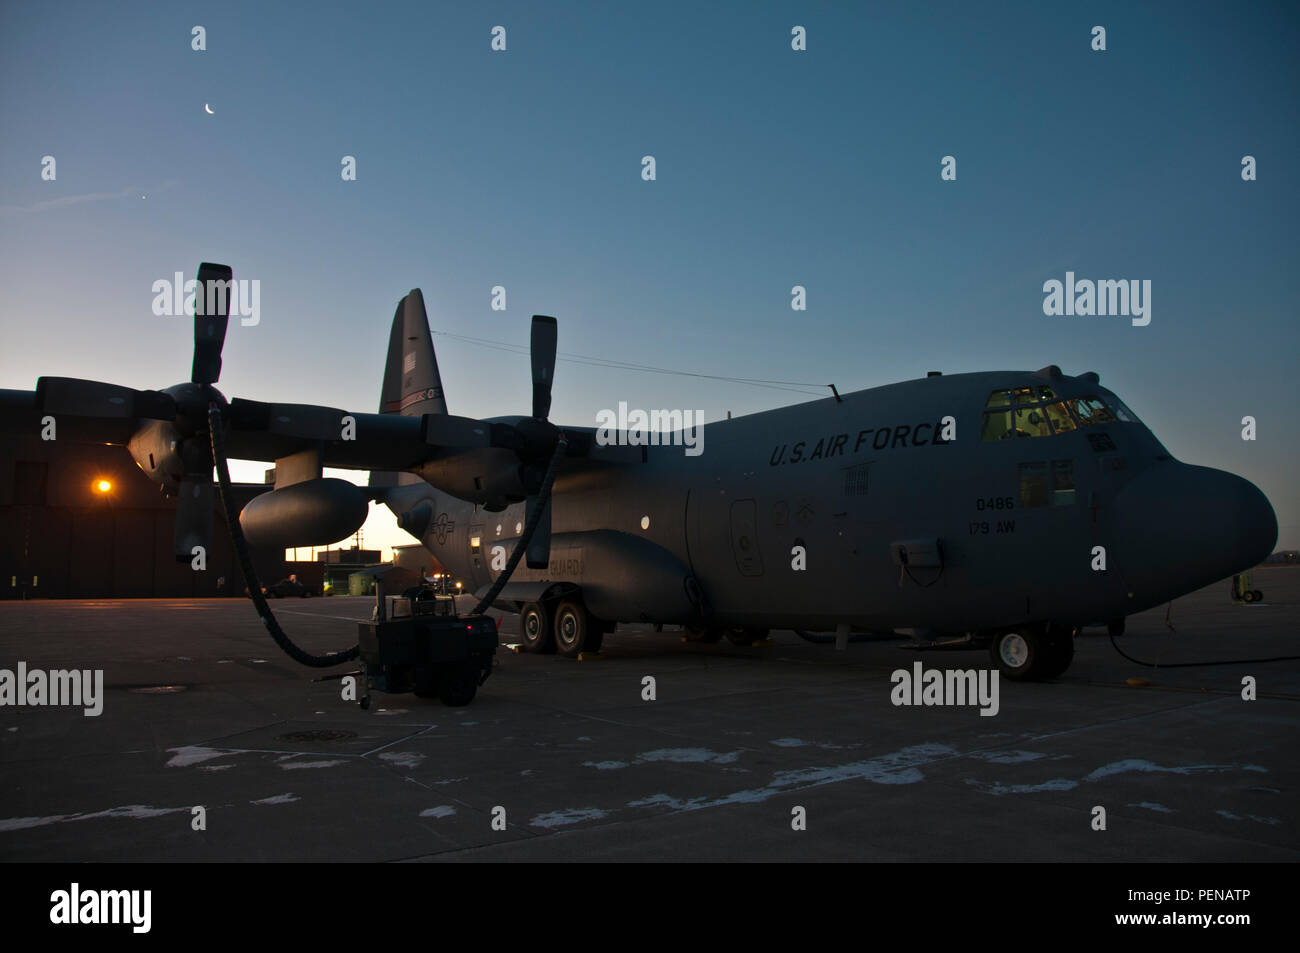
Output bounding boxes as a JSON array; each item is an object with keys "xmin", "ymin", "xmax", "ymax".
[{"xmin": 0, "ymin": 434, "xmax": 291, "ymax": 599}]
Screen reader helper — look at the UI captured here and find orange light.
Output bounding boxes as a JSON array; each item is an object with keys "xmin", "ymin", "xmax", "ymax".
[{"xmin": 94, "ymin": 479, "xmax": 113, "ymax": 494}]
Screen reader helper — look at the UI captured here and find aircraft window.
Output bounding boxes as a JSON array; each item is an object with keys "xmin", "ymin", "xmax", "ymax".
[
  {"xmin": 1109, "ymin": 398, "xmax": 1139, "ymax": 423},
  {"xmin": 1012, "ymin": 386, "xmax": 1036, "ymax": 405},
  {"xmin": 985, "ymin": 389, "xmax": 1012, "ymax": 409},
  {"xmin": 1018, "ymin": 460, "xmax": 1075, "ymax": 507},
  {"xmin": 1018, "ymin": 461, "xmax": 1049, "ymax": 507},
  {"xmin": 1037, "ymin": 386, "xmax": 1058, "ymax": 401},
  {"xmin": 1069, "ymin": 396, "xmax": 1116, "ymax": 426},
  {"xmin": 981, "ymin": 411, "xmax": 1013, "ymax": 441},
  {"xmin": 1043, "ymin": 401, "xmax": 1077, "ymax": 433},
  {"xmin": 1050, "ymin": 460, "xmax": 1076, "ymax": 506},
  {"xmin": 1012, "ymin": 406, "xmax": 1052, "ymax": 438}
]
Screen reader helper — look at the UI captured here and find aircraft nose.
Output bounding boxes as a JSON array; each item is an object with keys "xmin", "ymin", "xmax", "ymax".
[{"xmin": 1109, "ymin": 463, "xmax": 1277, "ymax": 599}]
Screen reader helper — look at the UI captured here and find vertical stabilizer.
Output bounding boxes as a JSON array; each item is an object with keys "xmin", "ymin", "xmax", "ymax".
[{"xmin": 370, "ymin": 289, "xmax": 447, "ymax": 489}]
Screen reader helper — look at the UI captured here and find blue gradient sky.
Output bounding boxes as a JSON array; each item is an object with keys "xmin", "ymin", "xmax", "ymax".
[{"xmin": 2, "ymin": 1, "xmax": 1297, "ymax": 555}]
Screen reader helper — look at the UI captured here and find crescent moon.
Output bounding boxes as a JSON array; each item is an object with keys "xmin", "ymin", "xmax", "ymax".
[{"xmin": 204, "ymin": 103, "xmax": 214, "ymax": 115}]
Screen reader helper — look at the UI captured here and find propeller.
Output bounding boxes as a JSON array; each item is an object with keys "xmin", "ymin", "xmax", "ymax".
[
  {"xmin": 172, "ymin": 263, "xmax": 233, "ymax": 562},
  {"xmin": 530, "ymin": 315, "xmax": 557, "ymax": 420},
  {"xmin": 191, "ymin": 262, "xmax": 231, "ymax": 385},
  {"xmin": 33, "ymin": 263, "xmax": 235, "ymax": 562},
  {"xmin": 521, "ymin": 315, "xmax": 560, "ymax": 568}
]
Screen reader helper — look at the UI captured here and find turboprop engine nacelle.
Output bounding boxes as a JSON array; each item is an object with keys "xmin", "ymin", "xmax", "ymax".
[{"xmin": 239, "ymin": 478, "xmax": 369, "ymax": 548}]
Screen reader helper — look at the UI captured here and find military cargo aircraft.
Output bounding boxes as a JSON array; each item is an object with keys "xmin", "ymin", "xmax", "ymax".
[{"xmin": 0, "ymin": 264, "xmax": 1278, "ymax": 681}]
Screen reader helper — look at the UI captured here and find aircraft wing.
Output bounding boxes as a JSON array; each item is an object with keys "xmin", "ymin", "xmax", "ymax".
[
  {"xmin": 0, "ymin": 387, "xmax": 138, "ymax": 444},
  {"xmin": 1, "ymin": 386, "xmax": 461, "ymax": 472}
]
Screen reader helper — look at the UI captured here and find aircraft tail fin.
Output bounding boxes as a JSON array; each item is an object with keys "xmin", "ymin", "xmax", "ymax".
[{"xmin": 370, "ymin": 289, "xmax": 447, "ymax": 489}]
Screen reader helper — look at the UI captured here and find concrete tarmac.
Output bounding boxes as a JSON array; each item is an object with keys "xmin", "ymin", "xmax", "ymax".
[{"xmin": 1, "ymin": 568, "xmax": 1296, "ymax": 861}]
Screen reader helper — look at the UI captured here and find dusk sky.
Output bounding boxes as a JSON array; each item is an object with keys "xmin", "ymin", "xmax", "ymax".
[{"xmin": 1, "ymin": 1, "xmax": 1296, "ymax": 555}]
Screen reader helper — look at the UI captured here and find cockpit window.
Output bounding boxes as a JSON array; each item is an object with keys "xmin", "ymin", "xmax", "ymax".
[
  {"xmin": 1109, "ymin": 398, "xmax": 1139, "ymax": 423},
  {"xmin": 983, "ymin": 386, "xmax": 1119, "ymax": 441},
  {"xmin": 1070, "ymin": 396, "xmax": 1116, "ymax": 426},
  {"xmin": 981, "ymin": 410, "xmax": 1012, "ymax": 441},
  {"xmin": 984, "ymin": 389, "xmax": 1012, "ymax": 409},
  {"xmin": 1013, "ymin": 406, "xmax": 1052, "ymax": 438},
  {"xmin": 1043, "ymin": 401, "xmax": 1077, "ymax": 433}
]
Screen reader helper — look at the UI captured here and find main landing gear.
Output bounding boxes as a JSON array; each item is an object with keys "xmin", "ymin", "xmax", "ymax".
[
  {"xmin": 519, "ymin": 598, "xmax": 606, "ymax": 657},
  {"xmin": 988, "ymin": 623, "xmax": 1075, "ymax": 681}
]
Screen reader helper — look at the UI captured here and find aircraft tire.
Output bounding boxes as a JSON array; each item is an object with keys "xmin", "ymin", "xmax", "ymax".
[
  {"xmin": 1242, "ymin": 590, "xmax": 1256, "ymax": 603},
  {"xmin": 554, "ymin": 599, "xmax": 598, "ymax": 658},
  {"xmin": 990, "ymin": 627, "xmax": 1047, "ymax": 681},
  {"xmin": 1036, "ymin": 625, "xmax": 1075, "ymax": 679},
  {"xmin": 520, "ymin": 602, "xmax": 555, "ymax": 653},
  {"xmin": 684, "ymin": 626, "xmax": 723, "ymax": 643}
]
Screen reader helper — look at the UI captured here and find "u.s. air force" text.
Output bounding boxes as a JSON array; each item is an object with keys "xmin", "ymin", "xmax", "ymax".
[{"xmin": 769, "ymin": 419, "xmax": 952, "ymax": 467}]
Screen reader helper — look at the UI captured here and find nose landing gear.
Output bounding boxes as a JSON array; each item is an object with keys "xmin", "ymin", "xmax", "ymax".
[{"xmin": 988, "ymin": 623, "xmax": 1075, "ymax": 681}]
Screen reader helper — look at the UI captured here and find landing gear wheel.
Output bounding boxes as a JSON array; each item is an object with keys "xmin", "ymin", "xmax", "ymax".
[
  {"xmin": 1036, "ymin": 624, "xmax": 1075, "ymax": 679},
  {"xmin": 1252, "ymin": 590, "xmax": 1263, "ymax": 602},
  {"xmin": 554, "ymin": 599, "xmax": 598, "ymax": 658},
  {"xmin": 683, "ymin": 626, "xmax": 723, "ymax": 643},
  {"xmin": 1242, "ymin": 590, "xmax": 1256, "ymax": 603},
  {"xmin": 990, "ymin": 627, "xmax": 1047, "ymax": 681},
  {"xmin": 725, "ymin": 627, "xmax": 769, "ymax": 646},
  {"xmin": 520, "ymin": 602, "xmax": 555, "ymax": 653},
  {"xmin": 438, "ymin": 661, "xmax": 480, "ymax": 707}
]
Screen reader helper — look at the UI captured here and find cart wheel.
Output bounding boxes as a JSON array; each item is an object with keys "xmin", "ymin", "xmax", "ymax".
[
  {"xmin": 1252, "ymin": 590, "xmax": 1263, "ymax": 602},
  {"xmin": 1242, "ymin": 590, "xmax": 1256, "ymax": 603},
  {"xmin": 438, "ymin": 662, "xmax": 479, "ymax": 707}
]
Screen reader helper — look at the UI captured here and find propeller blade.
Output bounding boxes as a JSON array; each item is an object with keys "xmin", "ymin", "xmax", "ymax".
[
  {"xmin": 524, "ymin": 493, "xmax": 551, "ymax": 570},
  {"xmin": 36, "ymin": 377, "xmax": 176, "ymax": 420},
  {"xmin": 530, "ymin": 315, "xmax": 557, "ymax": 421},
  {"xmin": 174, "ymin": 477, "xmax": 214, "ymax": 562},
  {"xmin": 191, "ymin": 262, "xmax": 233, "ymax": 385}
]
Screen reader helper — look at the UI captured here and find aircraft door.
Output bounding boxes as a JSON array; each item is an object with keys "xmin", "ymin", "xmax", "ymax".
[
  {"xmin": 467, "ymin": 518, "xmax": 488, "ymax": 589},
  {"xmin": 729, "ymin": 499, "xmax": 764, "ymax": 577}
]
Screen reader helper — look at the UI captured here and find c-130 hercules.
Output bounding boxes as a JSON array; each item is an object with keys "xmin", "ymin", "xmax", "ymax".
[{"xmin": 2, "ymin": 264, "xmax": 1277, "ymax": 682}]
